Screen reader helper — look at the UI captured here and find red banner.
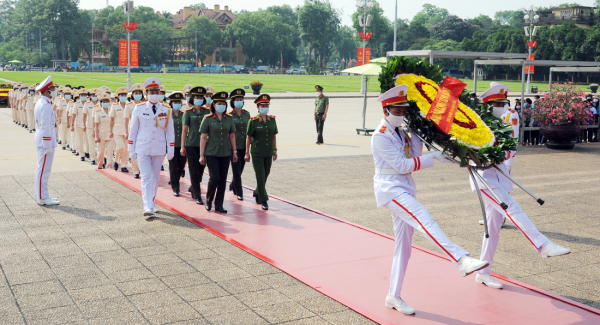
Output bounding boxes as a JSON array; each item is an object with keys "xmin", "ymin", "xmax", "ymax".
[
  {"xmin": 426, "ymin": 76, "xmax": 466, "ymax": 134},
  {"xmin": 119, "ymin": 40, "xmax": 139, "ymax": 67},
  {"xmin": 357, "ymin": 48, "xmax": 371, "ymax": 66},
  {"xmin": 525, "ymin": 54, "xmax": 535, "ymax": 74}
]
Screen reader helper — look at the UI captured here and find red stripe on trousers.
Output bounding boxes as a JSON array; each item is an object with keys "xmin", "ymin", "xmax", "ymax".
[
  {"xmin": 481, "ymin": 190, "xmax": 538, "ymax": 250},
  {"xmin": 392, "ymin": 199, "xmax": 458, "ymax": 262},
  {"xmin": 39, "ymin": 153, "xmax": 47, "ymax": 200}
]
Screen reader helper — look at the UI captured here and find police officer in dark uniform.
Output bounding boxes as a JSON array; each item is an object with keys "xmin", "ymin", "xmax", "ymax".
[
  {"xmin": 167, "ymin": 92, "xmax": 186, "ymax": 196},
  {"xmin": 245, "ymin": 94, "xmax": 278, "ymax": 210},
  {"xmin": 181, "ymin": 86, "xmax": 209, "ymax": 205},
  {"xmin": 199, "ymin": 91, "xmax": 237, "ymax": 213},
  {"xmin": 227, "ymin": 88, "xmax": 250, "ymax": 201}
]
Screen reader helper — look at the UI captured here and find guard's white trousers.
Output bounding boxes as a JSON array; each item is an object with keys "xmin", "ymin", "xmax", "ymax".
[
  {"xmin": 478, "ymin": 188, "xmax": 549, "ymax": 274},
  {"xmin": 35, "ymin": 147, "xmax": 55, "ymax": 201},
  {"xmin": 97, "ymin": 139, "xmax": 115, "ymax": 166},
  {"xmin": 75, "ymin": 127, "xmax": 85, "ymax": 155},
  {"xmin": 27, "ymin": 109, "xmax": 34, "ymax": 131},
  {"xmin": 384, "ymin": 192, "xmax": 469, "ymax": 298},
  {"xmin": 86, "ymin": 130, "xmax": 96, "ymax": 160},
  {"xmin": 138, "ymin": 154, "xmax": 164, "ymax": 210}
]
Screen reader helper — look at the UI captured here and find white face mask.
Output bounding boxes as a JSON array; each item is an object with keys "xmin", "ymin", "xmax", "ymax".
[
  {"xmin": 492, "ymin": 105, "xmax": 506, "ymax": 118},
  {"xmin": 49, "ymin": 90, "xmax": 57, "ymax": 98},
  {"xmin": 386, "ymin": 111, "xmax": 404, "ymax": 127},
  {"xmin": 147, "ymin": 94, "xmax": 160, "ymax": 104},
  {"xmin": 595, "ymin": 99, "xmax": 599, "ymax": 103}
]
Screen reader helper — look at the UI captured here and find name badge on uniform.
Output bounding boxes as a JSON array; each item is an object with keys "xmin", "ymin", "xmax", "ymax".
[
  {"xmin": 143, "ymin": 113, "xmax": 149, "ymax": 116},
  {"xmin": 257, "ymin": 126, "xmax": 263, "ymax": 129}
]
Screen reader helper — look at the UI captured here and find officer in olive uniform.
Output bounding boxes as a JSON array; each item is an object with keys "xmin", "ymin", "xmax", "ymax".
[
  {"xmin": 181, "ymin": 86, "xmax": 209, "ymax": 205},
  {"xmin": 167, "ymin": 92, "xmax": 186, "ymax": 196},
  {"xmin": 227, "ymin": 88, "xmax": 250, "ymax": 200},
  {"xmin": 199, "ymin": 91, "xmax": 237, "ymax": 213},
  {"xmin": 314, "ymin": 85, "xmax": 329, "ymax": 144},
  {"xmin": 245, "ymin": 94, "xmax": 278, "ymax": 210}
]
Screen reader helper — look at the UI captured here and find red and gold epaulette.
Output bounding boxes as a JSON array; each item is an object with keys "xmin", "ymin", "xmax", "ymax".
[
  {"xmin": 511, "ymin": 118, "xmax": 519, "ymax": 125},
  {"xmin": 250, "ymin": 116, "xmax": 259, "ymax": 120},
  {"xmin": 508, "ymin": 108, "xmax": 516, "ymax": 113},
  {"xmin": 268, "ymin": 115, "xmax": 276, "ymax": 118},
  {"xmin": 379, "ymin": 125, "xmax": 387, "ymax": 133},
  {"xmin": 226, "ymin": 112, "xmax": 233, "ymax": 117}
]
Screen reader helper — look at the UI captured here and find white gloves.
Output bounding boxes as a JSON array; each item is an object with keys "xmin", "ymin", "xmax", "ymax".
[
  {"xmin": 129, "ymin": 152, "xmax": 137, "ymax": 160},
  {"xmin": 429, "ymin": 151, "xmax": 453, "ymax": 164},
  {"xmin": 44, "ymin": 147, "xmax": 52, "ymax": 155},
  {"xmin": 167, "ymin": 153, "xmax": 174, "ymax": 161}
]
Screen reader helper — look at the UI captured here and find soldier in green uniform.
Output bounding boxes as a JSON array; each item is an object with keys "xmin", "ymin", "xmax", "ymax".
[
  {"xmin": 245, "ymin": 94, "xmax": 278, "ymax": 210},
  {"xmin": 314, "ymin": 85, "xmax": 329, "ymax": 144},
  {"xmin": 199, "ymin": 91, "xmax": 237, "ymax": 213},
  {"xmin": 181, "ymin": 86, "xmax": 209, "ymax": 205},
  {"xmin": 227, "ymin": 88, "xmax": 250, "ymax": 201},
  {"xmin": 167, "ymin": 92, "xmax": 186, "ymax": 197}
]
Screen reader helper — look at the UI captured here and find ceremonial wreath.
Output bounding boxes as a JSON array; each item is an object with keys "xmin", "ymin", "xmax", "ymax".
[{"xmin": 379, "ymin": 57, "xmax": 517, "ymax": 167}]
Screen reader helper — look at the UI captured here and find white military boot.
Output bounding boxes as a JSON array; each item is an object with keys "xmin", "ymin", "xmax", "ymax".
[
  {"xmin": 476, "ymin": 273, "xmax": 503, "ymax": 289},
  {"xmin": 539, "ymin": 241, "xmax": 571, "ymax": 258},
  {"xmin": 385, "ymin": 295, "xmax": 415, "ymax": 315},
  {"xmin": 457, "ymin": 256, "xmax": 489, "ymax": 277}
]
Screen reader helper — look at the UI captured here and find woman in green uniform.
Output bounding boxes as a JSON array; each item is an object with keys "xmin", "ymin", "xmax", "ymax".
[
  {"xmin": 245, "ymin": 94, "xmax": 278, "ymax": 210},
  {"xmin": 181, "ymin": 86, "xmax": 209, "ymax": 205},
  {"xmin": 227, "ymin": 89, "xmax": 250, "ymax": 200},
  {"xmin": 199, "ymin": 91, "xmax": 237, "ymax": 213},
  {"xmin": 167, "ymin": 92, "xmax": 186, "ymax": 197}
]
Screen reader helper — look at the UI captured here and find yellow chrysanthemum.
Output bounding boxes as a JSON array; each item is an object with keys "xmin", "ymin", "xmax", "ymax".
[{"xmin": 395, "ymin": 74, "xmax": 495, "ymax": 149}]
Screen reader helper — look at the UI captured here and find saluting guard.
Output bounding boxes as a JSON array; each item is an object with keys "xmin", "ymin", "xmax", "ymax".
[
  {"xmin": 372, "ymin": 85, "xmax": 489, "ymax": 315},
  {"xmin": 34, "ymin": 76, "xmax": 60, "ymax": 206},
  {"xmin": 128, "ymin": 78, "xmax": 175, "ymax": 217}
]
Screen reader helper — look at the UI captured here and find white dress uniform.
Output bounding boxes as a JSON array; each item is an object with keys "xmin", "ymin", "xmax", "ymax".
[
  {"xmin": 33, "ymin": 77, "xmax": 58, "ymax": 203},
  {"xmin": 128, "ymin": 78, "xmax": 174, "ymax": 213},
  {"xmin": 501, "ymin": 107, "xmax": 519, "ymax": 172}
]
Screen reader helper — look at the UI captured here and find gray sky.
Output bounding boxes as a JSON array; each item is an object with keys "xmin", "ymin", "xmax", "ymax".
[{"xmin": 82, "ymin": 0, "xmax": 598, "ymax": 27}]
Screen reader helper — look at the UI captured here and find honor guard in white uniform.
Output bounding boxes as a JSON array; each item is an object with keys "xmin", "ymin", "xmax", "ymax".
[
  {"xmin": 110, "ymin": 87, "xmax": 130, "ymax": 172},
  {"xmin": 94, "ymin": 93, "xmax": 115, "ymax": 169},
  {"xmin": 128, "ymin": 78, "xmax": 175, "ymax": 216},
  {"xmin": 125, "ymin": 83, "xmax": 145, "ymax": 178},
  {"xmin": 373, "ymin": 86, "xmax": 489, "ymax": 315},
  {"xmin": 472, "ymin": 83, "xmax": 571, "ymax": 290},
  {"xmin": 26, "ymin": 85, "xmax": 36, "ymax": 132},
  {"xmin": 69, "ymin": 89, "xmax": 86, "ymax": 160},
  {"xmin": 83, "ymin": 89, "xmax": 99, "ymax": 165},
  {"xmin": 34, "ymin": 76, "xmax": 59, "ymax": 206}
]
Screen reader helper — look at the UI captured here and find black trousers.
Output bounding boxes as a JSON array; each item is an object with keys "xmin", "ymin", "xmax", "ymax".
[
  {"xmin": 168, "ymin": 147, "xmax": 186, "ymax": 191},
  {"xmin": 229, "ymin": 149, "xmax": 246, "ymax": 196},
  {"xmin": 315, "ymin": 113, "xmax": 325, "ymax": 143},
  {"xmin": 206, "ymin": 155, "xmax": 230, "ymax": 208},
  {"xmin": 185, "ymin": 146, "xmax": 206, "ymax": 199}
]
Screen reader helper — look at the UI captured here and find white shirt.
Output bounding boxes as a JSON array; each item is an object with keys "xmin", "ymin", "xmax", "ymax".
[
  {"xmin": 128, "ymin": 101, "xmax": 174, "ymax": 157},
  {"xmin": 371, "ymin": 118, "xmax": 434, "ymax": 208},
  {"xmin": 34, "ymin": 96, "xmax": 57, "ymax": 148}
]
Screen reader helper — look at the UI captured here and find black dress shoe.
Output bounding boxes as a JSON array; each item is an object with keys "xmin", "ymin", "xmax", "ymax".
[
  {"xmin": 261, "ymin": 201, "xmax": 269, "ymax": 210},
  {"xmin": 134, "ymin": 173, "xmax": 140, "ymax": 179},
  {"xmin": 113, "ymin": 162, "xmax": 118, "ymax": 170},
  {"xmin": 174, "ymin": 190, "xmax": 180, "ymax": 197},
  {"xmin": 75, "ymin": 152, "xmax": 79, "ymax": 156},
  {"xmin": 58, "ymin": 140, "xmax": 62, "ymax": 144},
  {"xmin": 254, "ymin": 192, "xmax": 260, "ymax": 204},
  {"xmin": 121, "ymin": 167, "xmax": 128, "ymax": 172},
  {"xmin": 80, "ymin": 157, "xmax": 85, "ymax": 161},
  {"xmin": 62, "ymin": 146, "xmax": 66, "ymax": 150},
  {"xmin": 181, "ymin": 170, "xmax": 185, "ymax": 178},
  {"xmin": 67, "ymin": 144, "xmax": 70, "ymax": 149},
  {"xmin": 237, "ymin": 195, "xmax": 243, "ymax": 201},
  {"xmin": 29, "ymin": 130, "xmax": 32, "ymax": 133},
  {"xmin": 215, "ymin": 206, "xmax": 227, "ymax": 213},
  {"xmin": 196, "ymin": 198, "xmax": 204, "ymax": 205},
  {"xmin": 91, "ymin": 160, "xmax": 96, "ymax": 165},
  {"xmin": 205, "ymin": 198, "xmax": 212, "ymax": 211},
  {"xmin": 161, "ymin": 165, "xmax": 164, "ymax": 171},
  {"xmin": 188, "ymin": 186, "xmax": 192, "ymax": 192},
  {"xmin": 104, "ymin": 157, "xmax": 107, "ymax": 166},
  {"xmin": 85, "ymin": 153, "xmax": 89, "ymax": 158}
]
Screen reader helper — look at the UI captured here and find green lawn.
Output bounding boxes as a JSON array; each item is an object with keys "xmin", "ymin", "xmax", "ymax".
[{"xmin": 0, "ymin": 71, "xmax": 382, "ymax": 93}]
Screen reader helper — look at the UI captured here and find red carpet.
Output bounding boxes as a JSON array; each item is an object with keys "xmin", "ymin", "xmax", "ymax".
[{"xmin": 99, "ymin": 168, "xmax": 600, "ymax": 325}]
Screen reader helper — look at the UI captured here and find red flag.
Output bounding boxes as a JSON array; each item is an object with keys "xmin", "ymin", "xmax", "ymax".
[
  {"xmin": 426, "ymin": 76, "xmax": 467, "ymax": 134},
  {"xmin": 527, "ymin": 40, "xmax": 537, "ymax": 48}
]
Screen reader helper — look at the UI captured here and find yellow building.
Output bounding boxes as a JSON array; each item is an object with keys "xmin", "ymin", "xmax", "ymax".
[
  {"xmin": 538, "ymin": 6, "xmax": 599, "ymax": 29},
  {"xmin": 170, "ymin": 5, "xmax": 245, "ymax": 66}
]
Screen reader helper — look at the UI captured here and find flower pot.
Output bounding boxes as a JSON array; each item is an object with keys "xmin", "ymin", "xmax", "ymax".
[
  {"xmin": 251, "ymin": 85, "xmax": 262, "ymax": 95},
  {"xmin": 540, "ymin": 124, "xmax": 580, "ymax": 150},
  {"xmin": 590, "ymin": 85, "xmax": 598, "ymax": 93}
]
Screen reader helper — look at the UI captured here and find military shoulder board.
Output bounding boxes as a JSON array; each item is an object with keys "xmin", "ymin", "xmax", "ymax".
[{"xmin": 379, "ymin": 125, "xmax": 387, "ymax": 133}]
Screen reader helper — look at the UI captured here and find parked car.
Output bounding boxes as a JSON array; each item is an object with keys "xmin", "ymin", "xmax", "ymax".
[
  {"xmin": 130, "ymin": 67, "xmax": 145, "ymax": 73},
  {"xmin": 286, "ymin": 69, "xmax": 302, "ymax": 74},
  {"xmin": 236, "ymin": 67, "xmax": 251, "ymax": 74},
  {"xmin": 255, "ymin": 65, "xmax": 269, "ymax": 72},
  {"xmin": 333, "ymin": 70, "xmax": 340, "ymax": 75}
]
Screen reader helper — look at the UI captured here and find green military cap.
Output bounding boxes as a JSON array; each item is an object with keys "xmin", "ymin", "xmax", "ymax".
[
  {"xmin": 230, "ymin": 88, "xmax": 245, "ymax": 98},
  {"xmin": 190, "ymin": 86, "xmax": 206, "ymax": 96},
  {"xmin": 213, "ymin": 91, "xmax": 228, "ymax": 102},
  {"xmin": 254, "ymin": 94, "xmax": 270, "ymax": 104},
  {"xmin": 315, "ymin": 85, "xmax": 323, "ymax": 91},
  {"xmin": 168, "ymin": 92, "xmax": 184, "ymax": 101}
]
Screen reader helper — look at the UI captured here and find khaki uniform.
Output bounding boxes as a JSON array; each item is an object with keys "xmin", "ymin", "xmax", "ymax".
[
  {"xmin": 83, "ymin": 101, "xmax": 98, "ymax": 162},
  {"xmin": 95, "ymin": 106, "xmax": 115, "ymax": 166},
  {"xmin": 109, "ymin": 103, "xmax": 128, "ymax": 166},
  {"xmin": 71, "ymin": 100, "xmax": 86, "ymax": 156}
]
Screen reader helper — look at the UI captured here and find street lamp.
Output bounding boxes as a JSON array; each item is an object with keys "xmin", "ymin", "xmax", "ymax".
[
  {"xmin": 124, "ymin": 1, "xmax": 134, "ymax": 89},
  {"xmin": 524, "ymin": 5, "xmax": 539, "ymax": 93},
  {"xmin": 356, "ymin": 0, "xmax": 373, "ymax": 135}
]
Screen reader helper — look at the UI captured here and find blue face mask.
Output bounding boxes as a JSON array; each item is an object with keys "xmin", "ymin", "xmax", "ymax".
[
  {"xmin": 80, "ymin": 96, "xmax": 87, "ymax": 101},
  {"xmin": 172, "ymin": 103, "xmax": 182, "ymax": 110},
  {"xmin": 119, "ymin": 96, "xmax": 128, "ymax": 102},
  {"xmin": 193, "ymin": 99, "xmax": 204, "ymax": 106},
  {"xmin": 215, "ymin": 104, "xmax": 227, "ymax": 113},
  {"xmin": 102, "ymin": 102, "xmax": 109, "ymax": 108},
  {"xmin": 205, "ymin": 97, "xmax": 213, "ymax": 104},
  {"xmin": 21, "ymin": 89, "xmax": 26, "ymax": 92},
  {"xmin": 234, "ymin": 101, "xmax": 244, "ymax": 109},
  {"xmin": 260, "ymin": 107, "xmax": 269, "ymax": 115},
  {"xmin": 58, "ymin": 92, "xmax": 63, "ymax": 96},
  {"xmin": 29, "ymin": 91, "xmax": 34, "ymax": 95},
  {"xmin": 91, "ymin": 96, "xmax": 98, "ymax": 102},
  {"xmin": 160, "ymin": 95, "xmax": 165, "ymax": 101},
  {"xmin": 65, "ymin": 95, "xmax": 72, "ymax": 100},
  {"xmin": 133, "ymin": 94, "xmax": 143, "ymax": 101}
]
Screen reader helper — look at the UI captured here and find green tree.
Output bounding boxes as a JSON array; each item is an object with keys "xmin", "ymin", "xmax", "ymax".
[
  {"xmin": 190, "ymin": 3, "xmax": 207, "ymax": 10},
  {"xmin": 332, "ymin": 25, "xmax": 358, "ymax": 64},
  {"xmin": 351, "ymin": 0, "xmax": 390, "ymax": 57},
  {"xmin": 266, "ymin": 4, "xmax": 300, "ymax": 47},
  {"xmin": 181, "ymin": 16, "xmax": 221, "ymax": 66},
  {"xmin": 581, "ymin": 23, "xmax": 600, "ymax": 61},
  {"xmin": 298, "ymin": 0, "xmax": 340, "ymax": 70},
  {"xmin": 411, "ymin": 4, "xmax": 448, "ymax": 29}
]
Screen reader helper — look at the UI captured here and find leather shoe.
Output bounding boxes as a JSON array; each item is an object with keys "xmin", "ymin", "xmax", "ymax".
[
  {"xmin": 161, "ymin": 165, "xmax": 164, "ymax": 171},
  {"xmin": 261, "ymin": 201, "xmax": 269, "ymax": 210},
  {"xmin": 174, "ymin": 190, "xmax": 180, "ymax": 197},
  {"xmin": 457, "ymin": 256, "xmax": 489, "ymax": 277},
  {"xmin": 205, "ymin": 198, "xmax": 212, "ymax": 211},
  {"xmin": 37, "ymin": 198, "xmax": 60, "ymax": 206},
  {"xmin": 540, "ymin": 241, "xmax": 571, "ymax": 258},
  {"xmin": 143, "ymin": 209, "xmax": 154, "ymax": 216},
  {"xmin": 181, "ymin": 170, "xmax": 185, "ymax": 178},
  {"xmin": 385, "ymin": 295, "xmax": 415, "ymax": 315},
  {"xmin": 80, "ymin": 157, "xmax": 85, "ymax": 161},
  {"xmin": 237, "ymin": 195, "xmax": 243, "ymax": 201},
  {"xmin": 196, "ymin": 198, "xmax": 204, "ymax": 205},
  {"xmin": 113, "ymin": 162, "xmax": 118, "ymax": 170},
  {"xmin": 215, "ymin": 206, "xmax": 227, "ymax": 213},
  {"xmin": 85, "ymin": 153, "xmax": 89, "ymax": 158},
  {"xmin": 152, "ymin": 208, "xmax": 159, "ymax": 214},
  {"xmin": 476, "ymin": 273, "xmax": 503, "ymax": 289},
  {"xmin": 121, "ymin": 167, "xmax": 128, "ymax": 172},
  {"xmin": 134, "ymin": 173, "xmax": 140, "ymax": 179},
  {"xmin": 254, "ymin": 191, "xmax": 260, "ymax": 204},
  {"xmin": 91, "ymin": 160, "xmax": 96, "ymax": 165}
]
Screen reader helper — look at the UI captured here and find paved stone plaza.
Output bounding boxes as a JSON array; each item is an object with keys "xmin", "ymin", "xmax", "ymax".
[{"xmin": 1, "ymin": 97, "xmax": 600, "ymax": 323}]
